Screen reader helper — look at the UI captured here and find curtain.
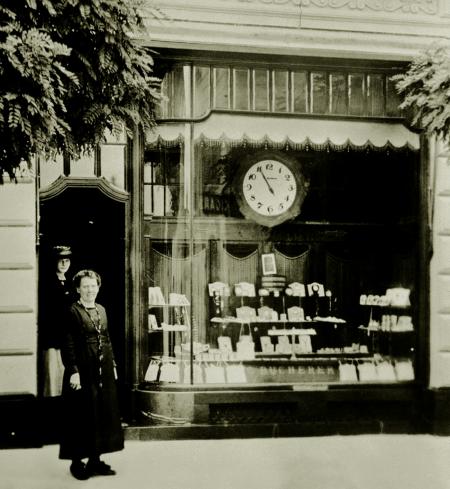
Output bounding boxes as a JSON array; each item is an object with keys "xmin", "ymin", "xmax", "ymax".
[
  {"xmin": 274, "ymin": 248, "xmax": 310, "ymax": 284},
  {"xmin": 152, "ymin": 247, "xmax": 207, "ymax": 342}
]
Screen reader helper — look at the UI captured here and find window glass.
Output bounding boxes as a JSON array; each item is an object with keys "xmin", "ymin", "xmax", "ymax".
[
  {"xmin": 143, "ymin": 147, "xmax": 184, "ymax": 217},
  {"xmin": 348, "ymin": 74, "xmax": 365, "ymax": 116},
  {"xmin": 233, "ymin": 69, "xmax": 250, "ymax": 110},
  {"xmin": 194, "ymin": 66, "xmax": 211, "ymax": 117},
  {"xmin": 157, "ymin": 75, "xmax": 169, "ymax": 118},
  {"xmin": 273, "ymin": 70, "xmax": 289, "ymax": 112},
  {"xmin": 253, "ymin": 69, "xmax": 269, "ymax": 111},
  {"xmin": 100, "ymin": 144, "xmax": 125, "ymax": 189},
  {"xmin": 367, "ymin": 74, "xmax": 385, "ymax": 117},
  {"xmin": 69, "ymin": 154, "xmax": 95, "ymax": 177},
  {"xmin": 142, "ymin": 141, "xmax": 419, "ymax": 394},
  {"xmin": 214, "ymin": 67, "xmax": 230, "ymax": 109},
  {"xmin": 330, "ymin": 73, "xmax": 347, "ymax": 115},
  {"xmin": 386, "ymin": 76, "xmax": 402, "ymax": 117},
  {"xmin": 171, "ymin": 66, "xmax": 186, "ymax": 119},
  {"xmin": 292, "ymin": 71, "xmax": 308, "ymax": 113},
  {"xmin": 311, "ymin": 72, "xmax": 328, "ymax": 114}
]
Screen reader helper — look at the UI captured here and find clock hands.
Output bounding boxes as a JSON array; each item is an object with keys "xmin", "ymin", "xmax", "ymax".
[{"xmin": 258, "ymin": 168, "xmax": 275, "ymax": 195}]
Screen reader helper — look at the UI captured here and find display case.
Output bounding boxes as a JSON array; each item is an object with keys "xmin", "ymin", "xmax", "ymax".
[
  {"xmin": 141, "ymin": 62, "xmax": 420, "ymax": 395},
  {"xmin": 143, "ymin": 276, "xmax": 416, "ymax": 387}
]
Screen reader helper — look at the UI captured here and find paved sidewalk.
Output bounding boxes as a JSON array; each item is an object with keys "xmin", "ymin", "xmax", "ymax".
[{"xmin": 1, "ymin": 435, "xmax": 450, "ymax": 489}]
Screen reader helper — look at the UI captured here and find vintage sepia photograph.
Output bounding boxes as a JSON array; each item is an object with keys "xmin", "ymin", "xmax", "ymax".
[{"xmin": 1, "ymin": 1, "xmax": 450, "ymax": 488}]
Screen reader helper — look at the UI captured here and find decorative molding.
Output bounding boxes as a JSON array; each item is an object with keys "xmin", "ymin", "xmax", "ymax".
[
  {"xmin": 0, "ymin": 349, "xmax": 34, "ymax": 356},
  {"xmin": 0, "ymin": 306, "xmax": 33, "ymax": 314},
  {"xmin": 39, "ymin": 175, "xmax": 129, "ymax": 203},
  {"xmin": 235, "ymin": 0, "xmax": 439, "ymax": 14},
  {"xmin": 0, "ymin": 220, "xmax": 33, "ymax": 228},
  {"xmin": 0, "ymin": 263, "xmax": 33, "ymax": 270}
]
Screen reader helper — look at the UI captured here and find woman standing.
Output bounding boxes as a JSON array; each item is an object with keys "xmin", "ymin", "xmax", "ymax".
[
  {"xmin": 59, "ymin": 269, "xmax": 124, "ymax": 480},
  {"xmin": 40, "ymin": 245, "xmax": 73, "ymax": 397}
]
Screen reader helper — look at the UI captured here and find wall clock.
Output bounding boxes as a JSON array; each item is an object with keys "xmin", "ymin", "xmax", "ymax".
[{"xmin": 233, "ymin": 151, "xmax": 308, "ymax": 227}]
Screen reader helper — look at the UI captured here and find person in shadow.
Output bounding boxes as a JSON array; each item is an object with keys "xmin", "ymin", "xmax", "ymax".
[{"xmin": 39, "ymin": 245, "xmax": 74, "ymax": 398}]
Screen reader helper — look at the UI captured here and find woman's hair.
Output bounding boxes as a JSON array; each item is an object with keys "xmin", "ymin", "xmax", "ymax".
[{"xmin": 72, "ymin": 269, "xmax": 102, "ymax": 288}]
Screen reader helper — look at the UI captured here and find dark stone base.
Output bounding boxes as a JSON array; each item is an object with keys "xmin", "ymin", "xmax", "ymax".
[
  {"xmin": 0, "ymin": 394, "xmax": 43, "ymax": 448},
  {"xmin": 426, "ymin": 388, "xmax": 450, "ymax": 435},
  {"xmin": 132, "ymin": 383, "xmax": 429, "ymax": 440}
]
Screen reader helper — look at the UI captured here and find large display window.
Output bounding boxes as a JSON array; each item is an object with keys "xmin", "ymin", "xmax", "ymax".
[{"xmin": 141, "ymin": 129, "xmax": 420, "ymax": 388}]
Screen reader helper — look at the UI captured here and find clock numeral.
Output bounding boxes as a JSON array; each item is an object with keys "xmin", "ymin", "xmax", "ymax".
[
  {"xmin": 279, "ymin": 203, "xmax": 284, "ymax": 210},
  {"xmin": 256, "ymin": 165, "xmax": 262, "ymax": 172},
  {"xmin": 267, "ymin": 206, "xmax": 273, "ymax": 214},
  {"xmin": 288, "ymin": 184, "xmax": 294, "ymax": 192},
  {"xmin": 257, "ymin": 202, "xmax": 263, "ymax": 209},
  {"xmin": 249, "ymin": 173, "xmax": 256, "ymax": 181},
  {"xmin": 246, "ymin": 184, "xmax": 252, "ymax": 190},
  {"xmin": 284, "ymin": 174, "xmax": 291, "ymax": 181},
  {"xmin": 285, "ymin": 195, "xmax": 290, "ymax": 202},
  {"xmin": 265, "ymin": 163, "xmax": 273, "ymax": 171}
]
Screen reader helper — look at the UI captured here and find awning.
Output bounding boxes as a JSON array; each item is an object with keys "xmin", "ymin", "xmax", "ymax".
[{"xmin": 147, "ymin": 113, "xmax": 420, "ymax": 151}]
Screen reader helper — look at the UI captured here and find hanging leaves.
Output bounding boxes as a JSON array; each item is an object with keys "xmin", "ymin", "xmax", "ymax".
[
  {"xmin": 393, "ymin": 44, "xmax": 450, "ymax": 142},
  {"xmin": 0, "ymin": 0, "xmax": 161, "ymax": 176}
]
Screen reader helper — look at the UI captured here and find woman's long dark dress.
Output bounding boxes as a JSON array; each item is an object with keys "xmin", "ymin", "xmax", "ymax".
[{"xmin": 59, "ymin": 301, "xmax": 124, "ymax": 460}]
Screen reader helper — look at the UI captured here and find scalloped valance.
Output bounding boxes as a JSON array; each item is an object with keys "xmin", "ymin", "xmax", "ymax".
[{"xmin": 147, "ymin": 113, "xmax": 420, "ymax": 151}]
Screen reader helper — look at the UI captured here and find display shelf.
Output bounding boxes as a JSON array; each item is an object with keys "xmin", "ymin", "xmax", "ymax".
[
  {"xmin": 358, "ymin": 326, "xmax": 414, "ymax": 333},
  {"xmin": 148, "ymin": 325, "xmax": 188, "ymax": 332},
  {"xmin": 359, "ymin": 304, "xmax": 410, "ymax": 310},
  {"xmin": 267, "ymin": 328, "xmax": 316, "ymax": 336},
  {"xmin": 255, "ymin": 351, "xmax": 370, "ymax": 359},
  {"xmin": 210, "ymin": 317, "xmax": 346, "ymax": 325}
]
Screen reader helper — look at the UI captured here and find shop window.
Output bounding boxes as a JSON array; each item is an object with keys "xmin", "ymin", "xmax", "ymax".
[
  {"xmin": 348, "ymin": 73, "xmax": 366, "ymax": 116},
  {"xmin": 386, "ymin": 77, "xmax": 402, "ymax": 117},
  {"xmin": 311, "ymin": 72, "xmax": 328, "ymax": 114},
  {"xmin": 272, "ymin": 70, "xmax": 289, "ymax": 112},
  {"xmin": 197, "ymin": 143, "xmax": 236, "ymax": 217},
  {"xmin": 214, "ymin": 67, "xmax": 230, "ymax": 109},
  {"xmin": 330, "ymin": 73, "xmax": 347, "ymax": 115},
  {"xmin": 158, "ymin": 63, "xmax": 406, "ymax": 121},
  {"xmin": 143, "ymin": 147, "xmax": 184, "ymax": 216},
  {"xmin": 253, "ymin": 69, "xmax": 270, "ymax": 111},
  {"xmin": 233, "ymin": 69, "xmax": 250, "ymax": 110},
  {"xmin": 158, "ymin": 67, "xmax": 186, "ymax": 119},
  {"xmin": 194, "ymin": 66, "xmax": 211, "ymax": 117},
  {"xmin": 142, "ymin": 140, "xmax": 419, "ymax": 393},
  {"xmin": 292, "ymin": 71, "xmax": 308, "ymax": 113},
  {"xmin": 367, "ymin": 74, "xmax": 385, "ymax": 117}
]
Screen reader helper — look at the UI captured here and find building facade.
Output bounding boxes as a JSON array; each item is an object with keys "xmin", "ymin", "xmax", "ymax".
[{"xmin": 1, "ymin": 0, "xmax": 450, "ymax": 444}]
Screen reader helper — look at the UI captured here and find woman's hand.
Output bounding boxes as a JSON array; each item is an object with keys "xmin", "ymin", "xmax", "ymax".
[{"xmin": 69, "ymin": 372, "xmax": 81, "ymax": 390}]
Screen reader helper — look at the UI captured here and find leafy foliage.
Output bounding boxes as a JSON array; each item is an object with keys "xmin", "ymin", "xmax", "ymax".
[
  {"xmin": 0, "ymin": 0, "xmax": 161, "ymax": 177},
  {"xmin": 394, "ymin": 45, "xmax": 450, "ymax": 142}
]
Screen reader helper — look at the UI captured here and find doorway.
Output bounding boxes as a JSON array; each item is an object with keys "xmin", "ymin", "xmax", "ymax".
[{"xmin": 39, "ymin": 185, "xmax": 127, "ymax": 415}]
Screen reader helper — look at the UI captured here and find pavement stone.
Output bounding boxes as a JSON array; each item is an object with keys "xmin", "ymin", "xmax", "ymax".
[{"xmin": 0, "ymin": 435, "xmax": 449, "ymax": 489}]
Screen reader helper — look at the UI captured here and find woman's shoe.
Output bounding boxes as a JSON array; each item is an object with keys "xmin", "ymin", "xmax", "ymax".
[
  {"xmin": 70, "ymin": 461, "xmax": 90, "ymax": 480},
  {"xmin": 86, "ymin": 460, "xmax": 116, "ymax": 476}
]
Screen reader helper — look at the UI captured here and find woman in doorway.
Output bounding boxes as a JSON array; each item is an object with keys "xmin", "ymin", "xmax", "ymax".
[
  {"xmin": 59, "ymin": 269, "xmax": 124, "ymax": 480},
  {"xmin": 40, "ymin": 245, "xmax": 73, "ymax": 397}
]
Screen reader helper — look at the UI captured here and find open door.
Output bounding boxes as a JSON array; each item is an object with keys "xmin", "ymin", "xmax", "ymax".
[{"xmin": 39, "ymin": 178, "xmax": 128, "ymax": 416}]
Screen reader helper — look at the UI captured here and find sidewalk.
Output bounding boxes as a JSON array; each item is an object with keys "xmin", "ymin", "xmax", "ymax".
[{"xmin": 1, "ymin": 435, "xmax": 450, "ymax": 489}]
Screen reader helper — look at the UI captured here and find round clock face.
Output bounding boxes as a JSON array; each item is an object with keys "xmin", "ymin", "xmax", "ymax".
[{"xmin": 242, "ymin": 159, "xmax": 297, "ymax": 217}]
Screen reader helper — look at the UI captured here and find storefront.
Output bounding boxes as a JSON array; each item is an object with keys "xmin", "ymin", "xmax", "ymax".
[
  {"xmin": 116, "ymin": 0, "xmax": 450, "ymax": 437},
  {"xmin": 2, "ymin": 0, "xmax": 450, "ymax": 445},
  {"xmin": 130, "ymin": 51, "xmax": 433, "ymax": 435}
]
